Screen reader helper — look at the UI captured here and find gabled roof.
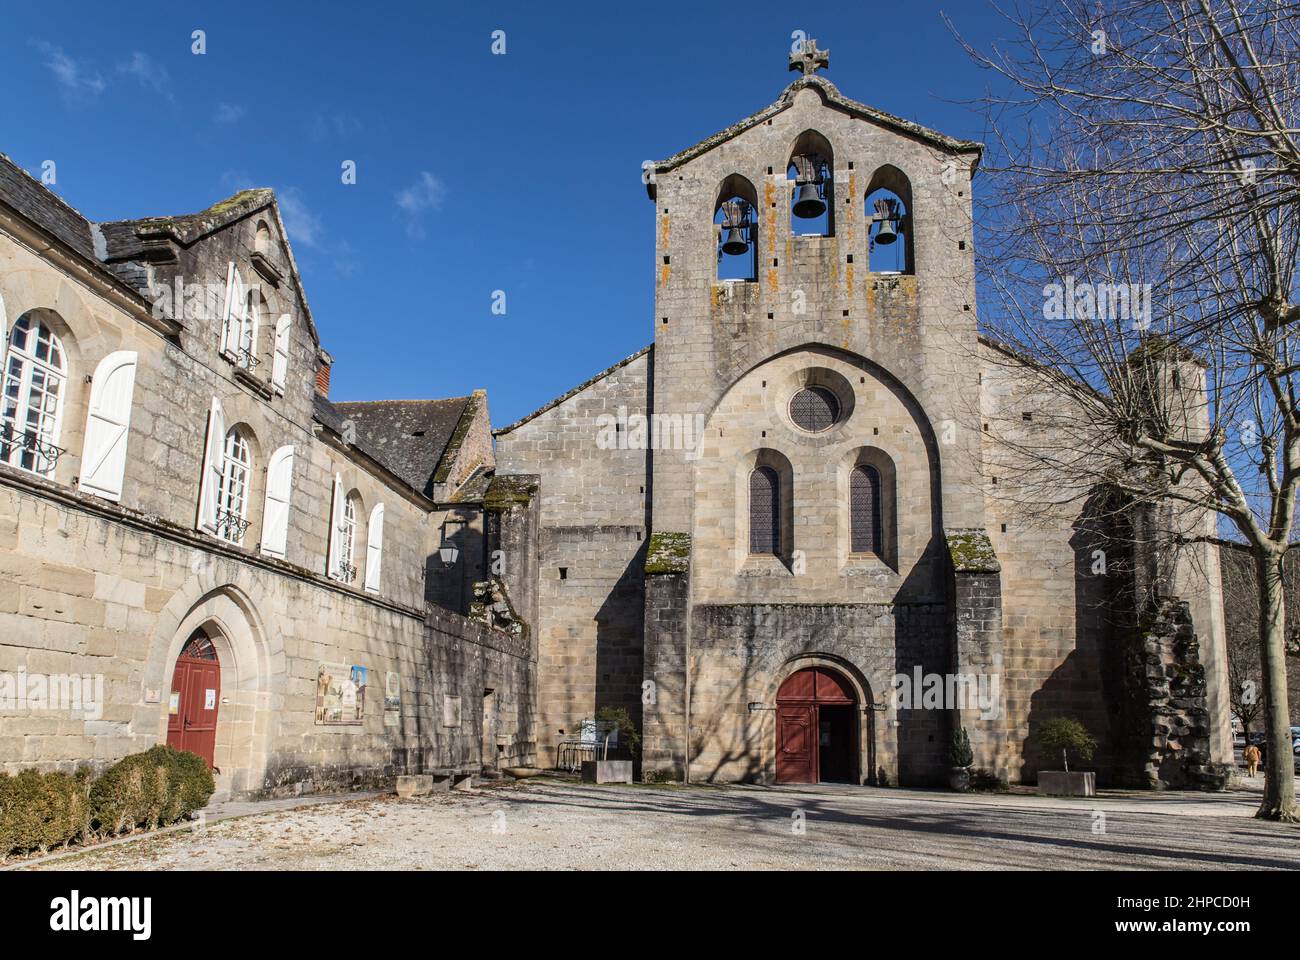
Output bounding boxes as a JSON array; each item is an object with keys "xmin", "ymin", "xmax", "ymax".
[
  {"xmin": 646, "ymin": 74, "xmax": 983, "ymax": 198},
  {"xmin": 98, "ymin": 188, "xmax": 321, "ymax": 347},
  {"xmin": 493, "ymin": 344, "xmax": 652, "ymax": 435},
  {"xmin": 98, "ymin": 188, "xmax": 276, "ymax": 246},
  {"xmin": 332, "ymin": 394, "xmax": 481, "ymax": 499}
]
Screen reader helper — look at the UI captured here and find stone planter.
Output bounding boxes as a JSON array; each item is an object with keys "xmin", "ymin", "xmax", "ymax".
[
  {"xmin": 1038, "ymin": 770, "xmax": 1096, "ymax": 797},
  {"xmin": 395, "ymin": 774, "xmax": 433, "ymax": 798},
  {"xmin": 581, "ymin": 760, "xmax": 633, "ymax": 784},
  {"xmin": 948, "ymin": 766, "xmax": 971, "ymax": 792}
]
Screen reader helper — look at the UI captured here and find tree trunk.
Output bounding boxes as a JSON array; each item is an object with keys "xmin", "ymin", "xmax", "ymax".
[{"xmin": 1254, "ymin": 551, "xmax": 1297, "ymax": 821}]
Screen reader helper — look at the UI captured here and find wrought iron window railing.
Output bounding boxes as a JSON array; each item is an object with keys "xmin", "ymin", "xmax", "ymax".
[
  {"xmin": 335, "ymin": 560, "xmax": 357, "ymax": 583},
  {"xmin": 214, "ymin": 508, "xmax": 252, "ymax": 542},
  {"xmin": 0, "ymin": 421, "xmax": 66, "ymax": 474}
]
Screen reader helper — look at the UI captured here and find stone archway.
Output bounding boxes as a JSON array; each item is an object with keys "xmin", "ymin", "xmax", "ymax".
[{"xmin": 145, "ymin": 578, "xmax": 280, "ymax": 799}]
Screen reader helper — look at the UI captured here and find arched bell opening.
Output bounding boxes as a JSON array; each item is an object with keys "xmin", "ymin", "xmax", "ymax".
[
  {"xmin": 864, "ymin": 164, "xmax": 914, "ymax": 274},
  {"xmin": 714, "ymin": 174, "xmax": 758, "ymax": 281},
  {"xmin": 787, "ymin": 130, "xmax": 835, "ymax": 237}
]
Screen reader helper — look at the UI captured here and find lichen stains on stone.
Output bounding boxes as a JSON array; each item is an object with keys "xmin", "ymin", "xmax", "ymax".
[
  {"xmin": 645, "ymin": 531, "xmax": 691, "ymax": 575},
  {"xmin": 484, "ymin": 474, "xmax": 538, "ymax": 513},
  {"xmin": 946, "ymin": 529, "xmax": 1000, "ymax": 573}
]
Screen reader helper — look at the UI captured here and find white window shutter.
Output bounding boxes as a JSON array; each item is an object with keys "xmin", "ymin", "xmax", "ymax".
[
  {"xmin": 261, "ymin": 445, "xmax": 295, "ymax": 559},
  {"xmin": 0, "ymin": 291, "xmax": 8, "ymax": 363},
  {"xmin": 271, "ymin": 314, "xmax": 291, "ymax": 393},
  {"xmin": 221, "ymin": 263, "xmax": 245, "ymax": 356},
  {"xmin": 196, "ymin": 397, "xmax": 225, "ymax": 533},
  {"xmin": 326, "ymin": 472, "xmax": 344, "ymax": 578},
  {"xmin": 365, "ymin": 503, "xmax": 385, "ymax": 593},
  {"xmin": 80, "ymin": 351, "xmax": 139, "ymax": 502}
]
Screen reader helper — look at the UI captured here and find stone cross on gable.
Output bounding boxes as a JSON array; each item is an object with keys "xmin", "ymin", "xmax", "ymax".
[{"xmin": 788, "ymin": 38, "xmax": 829, "ymax": 76}]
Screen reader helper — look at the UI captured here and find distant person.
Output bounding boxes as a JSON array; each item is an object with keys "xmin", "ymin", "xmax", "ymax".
[{"xmin": 1243, "ymin": 743, "xmax": 1261, "ymax": 777}]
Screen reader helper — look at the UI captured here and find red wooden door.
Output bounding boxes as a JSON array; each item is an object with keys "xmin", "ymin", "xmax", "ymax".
[
  {"xmin": 776, "ymin": 704, "xmax": 817, "ymax": 783},
  {"xmin": 166, "ymin": 632, "xmax": 221, "ymax": 767},
  {"xmin": 775, "ymin": 666, "xmax": 858, "ymax": 784}
]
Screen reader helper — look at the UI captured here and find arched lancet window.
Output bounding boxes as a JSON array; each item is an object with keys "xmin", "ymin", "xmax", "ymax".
[
  {"xmin": 216, "ymin": 427, "xmax": 253, "ymax": 544},
  {"xmin": 749, "ymin": 466, "xmax": 780, "ymax": 555},
  {"xmin": 787, "ymin": 130, "xmax": 834, "ymax": 237},
  {"xmin": 865, "ymin": 165, "xmax": 914, "ymax": 274},
  {"xmin": 1, "ymin": 315, "xmax": 68, "ymax": 477},
  {"xmin": 714, "ymin": 174, "xmax": 758, "ymax": 282},
  {"xmin": 850, "ymin": 464, "xmax": 883, "ymax": 555}
]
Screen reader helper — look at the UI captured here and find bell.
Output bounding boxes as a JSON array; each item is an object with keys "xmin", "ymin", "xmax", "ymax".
[
  {"xmin": 792, "ymin": 183, "xmax": 826, "ymax": 219},
  {"xmin": 721, "ymin": 227, "xmax": 749, "ymax": 256},
  {"xmin": 873, "ymin": 217, "xmax": 898, "ymax": 245}
]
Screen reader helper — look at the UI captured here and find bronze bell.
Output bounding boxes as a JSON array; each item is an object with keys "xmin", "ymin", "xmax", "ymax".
[
  {"xmin": 872, "ymin": 197, "xmax": 900, "ymax": 244},
  {"xmin": 792, "ymin": 183, "xmax": 826, "ymax": 219},
  {"xmin": 721, "ymin": 226, "xmax": 749, "ymax": 256}
]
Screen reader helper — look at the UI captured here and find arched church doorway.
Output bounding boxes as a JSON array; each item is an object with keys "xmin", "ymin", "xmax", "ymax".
[
  {"xmin": 166, "ymin": 629, "xmax": 221, "ymax": 768},
  {"xmin": 775, "ymin": 666, "xmax": 858, "ymax": 784}
]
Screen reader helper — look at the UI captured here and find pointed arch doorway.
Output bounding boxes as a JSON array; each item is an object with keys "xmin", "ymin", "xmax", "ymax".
[
  {"xmin": 166, "ymin": 629, "xmax": 221, "ymax": 767},
  {"xmin": 775, "ymin": 666, "xmax": 858, "ymax": 784}
]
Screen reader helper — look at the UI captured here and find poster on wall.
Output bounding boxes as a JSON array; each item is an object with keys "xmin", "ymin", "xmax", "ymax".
[
  {"xmin": 383, "ymin": 672, "xmax": 401, "ymax": 729},
  {"xmin": 315, "ymin": 662, "xmax": 367, "ymax": 725}
]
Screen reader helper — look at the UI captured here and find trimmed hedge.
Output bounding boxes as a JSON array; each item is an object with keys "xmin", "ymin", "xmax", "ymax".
[
  {"xmin": 1, "ymin": 746, "xmax": 213, "ymax": 859},
  {"xmin": 0, "ymin": 768, "xmax": 91, "ymax": 857},
  {"xmin": 90, "ymin": 745, "xmax": 214, "ymax": 837}
]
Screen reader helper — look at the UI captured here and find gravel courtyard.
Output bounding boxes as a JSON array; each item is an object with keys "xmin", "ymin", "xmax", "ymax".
[{"xmin": 22, "ymin": 779, "xmax": 1300, "ymax": 871}]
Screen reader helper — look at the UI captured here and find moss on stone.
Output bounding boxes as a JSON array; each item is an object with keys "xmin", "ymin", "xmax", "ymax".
[
  {"xmin": 484, "ymin": 474, "xmax": 537, "ymax": 513},
  {"xmin": 946, "ymin": 529, "xmax": 1000, "ymax": 573},
  {"xmin": 645, "ymin": 531, "xmax": 691, "ymax": 575}
]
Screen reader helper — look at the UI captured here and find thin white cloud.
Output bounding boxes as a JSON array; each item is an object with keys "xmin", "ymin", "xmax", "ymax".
[
  {"xmin": 117, "ymin": 52, "xmax": 173, "ymax": 100},
  {"xmin": 307, "ymin": 111, "xmax": 363, "ymax": 142},
  {"xmin": 31, "ymin": 41, "xmax": 106, "ymax": 99},
  {"xmin": 276, "ymin": 187, "xmax": 323, "ymax": 250},
  {"xmin": 395, "ymin": 172, "xmax": 444, "ymax": 238},
  {"xmin": 214, "ymin": 102, "xmax": 246, "ymax": 125}
]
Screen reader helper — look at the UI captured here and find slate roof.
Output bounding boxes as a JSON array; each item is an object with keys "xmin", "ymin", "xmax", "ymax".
[
  {"xmin": 331, "ymin": 395, "xmax": 477, "ymax": 499},
  {"xmin": 0, "ymin": 152, "xmax": 97, "ymax": 261}
]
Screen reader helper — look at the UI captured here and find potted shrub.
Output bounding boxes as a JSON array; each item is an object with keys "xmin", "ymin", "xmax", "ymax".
[
  {"xmin": 949, "ymin": 726, "xmax": 974, "ymax": 791},
  {"xmin": 1033, "ymin": 717, "xmax": 1098, "ymax": 797}
]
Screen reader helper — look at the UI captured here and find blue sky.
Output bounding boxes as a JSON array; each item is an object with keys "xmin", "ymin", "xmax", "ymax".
[{"xmin": 2, "ymin": 1, "xmax": 1005, "ymax": 426}]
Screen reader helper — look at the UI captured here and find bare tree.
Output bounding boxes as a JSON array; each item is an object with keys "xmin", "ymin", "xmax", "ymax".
[{"xmin": 948, "ymin": 0, "xmax": 1300, "ymax": 818}]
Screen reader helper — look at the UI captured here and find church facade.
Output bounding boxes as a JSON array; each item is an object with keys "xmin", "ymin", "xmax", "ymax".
[{"xmin": 495, "ymin": 44, "xmax": 1234, "ymax": 787}]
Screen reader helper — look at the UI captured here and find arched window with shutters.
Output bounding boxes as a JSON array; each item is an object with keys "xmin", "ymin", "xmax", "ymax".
[
  {"xmin": 849, "ymin": 464, "xmax": 883, "ymax": 555},
  {"xmin": 1, "ymin": 314, "xmax": 69, "ymax": 478},
  {"xmin": 748, "ymin": 465, "xmax": 780, "ymax": 555},
  {"xmin": 215, "ymin": 427, "xmax": 253, "ymax": 545}
]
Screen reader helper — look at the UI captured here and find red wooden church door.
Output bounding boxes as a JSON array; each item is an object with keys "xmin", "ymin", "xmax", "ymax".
[
  {"xmin": 166, "ymin": 631, "xmax": 221, "ymax": 767},
  {"xmin": 775, "ymin": 666, "xmax": 857, "ymax": 784}
]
